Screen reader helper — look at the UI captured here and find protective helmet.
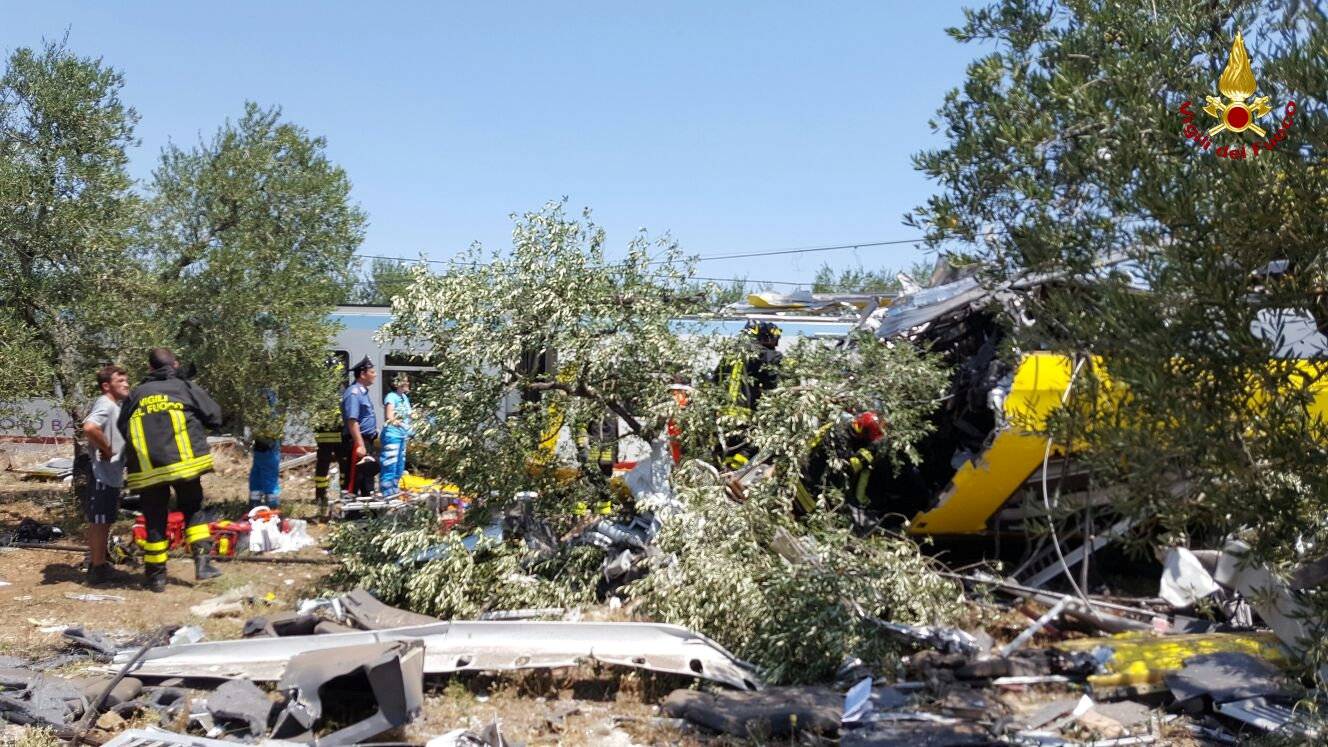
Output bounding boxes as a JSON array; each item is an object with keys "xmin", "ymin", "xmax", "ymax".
[
  {"xmin": 851, "ymin": 411, "xmax": 885, "ymax": 443},
  {"xmin": 747, "ymin": 321, "xmax": 781, "ymax": 346}
]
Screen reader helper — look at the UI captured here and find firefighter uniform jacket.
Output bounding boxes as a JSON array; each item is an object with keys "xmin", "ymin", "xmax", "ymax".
[
  {"xmin": 715, "ymin": 346, "xmax": 783, "ymax": 417},
  {"xmin": 116, "ymin": 367, "xmax": 224, "ymax": 490},
  {"xmin": 794, "ymin": 422, "xmax": 875, "ymax": 514},
  {"xmin": 312, "ymin": 399, "xmax": 344, "ymax": 444}
]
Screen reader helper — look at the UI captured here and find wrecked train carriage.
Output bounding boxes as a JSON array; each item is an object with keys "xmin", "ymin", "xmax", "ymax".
[{"xmin": 865, "ymin": 273, "xmax": 1328, "ymax": 537}]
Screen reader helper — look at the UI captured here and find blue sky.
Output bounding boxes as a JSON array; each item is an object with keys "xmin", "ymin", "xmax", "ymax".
[{"xmin": 4, "ymin": 1, "xmax": 981, "ymax": 289}]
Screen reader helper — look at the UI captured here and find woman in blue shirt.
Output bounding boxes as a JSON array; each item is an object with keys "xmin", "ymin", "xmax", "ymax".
[{"xmin": 379, "ymin": 374, "xmax": 413, "ymax": 496}]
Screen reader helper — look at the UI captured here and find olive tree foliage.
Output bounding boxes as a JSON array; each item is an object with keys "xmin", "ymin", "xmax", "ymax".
[
  {"xmin": 670, "ymin": 332, "xmax": 951, "ymax": 503},
  {"xmin": 346, "ymin": 257, "xmax": 415, "ymax": 306},
  {"xmin": 626, "ymin": 480, "xmax": 964, "ymax": 684},
  {"xmin": 141, "ymin": 103, "xmax": 365, "ymax": 439},
  {"xmin": 328, "ymin": 201, "xmax": 964, "ymax": 683},
  {"xmin": 381, "ymin": 201, "xmax": 704, "ymax": 506},
  {"xmin": 911, "ymin": 0, "xmax": 1328, "ymax": 659},
  {"xmin": 0, "ymin": 41, "xmax": 148, "ymax": 425}
]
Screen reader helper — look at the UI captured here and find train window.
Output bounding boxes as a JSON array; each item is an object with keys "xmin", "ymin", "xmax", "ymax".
[
  {"xmin": 330, "ymin": 350, "xmax": 351, "ymax": 386},
  {"xmin": 381, "ymin": 370, "xmax": 438, "ymax": 403},
  {"xmin": 384, "ymin": 352, "xmax": 434, "ymax": 367}
]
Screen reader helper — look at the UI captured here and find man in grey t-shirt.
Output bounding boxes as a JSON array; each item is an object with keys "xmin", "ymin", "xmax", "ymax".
[{"xmin": 82, "ymin": 364, "xmax": 129, "ymax": 585}]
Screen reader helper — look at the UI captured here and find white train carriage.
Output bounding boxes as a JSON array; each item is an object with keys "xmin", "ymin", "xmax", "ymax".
[{"xmin": 0, "ymin": 305, "xmax": 859, "ymax": 448}]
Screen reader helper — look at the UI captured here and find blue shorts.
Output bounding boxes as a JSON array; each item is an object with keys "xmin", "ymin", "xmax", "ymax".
[{"xmin": 86, "ymin": 480, "xmax": 122, "ymax": 525}]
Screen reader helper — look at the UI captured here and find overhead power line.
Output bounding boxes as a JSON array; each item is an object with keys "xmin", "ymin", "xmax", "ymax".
[
  {"xmin": 653, "ymin": 237, "xmax": 926, "ymax": 264},
  {"xmin": 356, "ymin": 235, "xmax": 930, "ymax": 270}
]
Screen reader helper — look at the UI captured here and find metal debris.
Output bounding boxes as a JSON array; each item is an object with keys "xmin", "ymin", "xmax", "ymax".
[
  {"xmin": 1215, "ymin": 696, "xmax": 1317, "ymax": 737},
  {"xmin": 204, "ymin": 679, "xmax": 274, "ymax": 737},
  {"xmin": 116, "ymin": 618, "xmax": 762, "ymax": 690},
  {"xmin": 271, "ymin": 640, "xmax": 424, "ymax": 745}
]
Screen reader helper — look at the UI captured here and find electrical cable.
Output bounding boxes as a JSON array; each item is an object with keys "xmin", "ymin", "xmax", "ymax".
[{"xmin": 1041, "ymin": 354, "xmax": 1091, "ymax": 604}]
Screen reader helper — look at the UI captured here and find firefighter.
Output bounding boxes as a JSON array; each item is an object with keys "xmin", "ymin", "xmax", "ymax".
[
  {"xmin": 312, "ymin": 358, "xmax": 347, "ymax": 512},
  {"xmin": 116, "ymin": 348, "xmax": 224, "ymax": 592},
  {"xmin": 576, "ymin": 415, "xmax": 618, "ymax": 478},
  {"xmin": 794, "ymin": 411, "xmax": 885, "ymax": 517},
  {"xmin": 713, "ymin": 320, "xmax": 783, "ymax": 469}
]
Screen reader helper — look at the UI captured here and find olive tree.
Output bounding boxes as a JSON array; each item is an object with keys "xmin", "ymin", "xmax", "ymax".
[
  {"xmin": 912, "ymin": 0, "xmax": 1328, "ymax": 669},
  {"xmin": 142, "ymin": 103, "xmax": 365, "ymax": 439},
  {"xmin": 0, "ymin": 40, "xmax": 150, "ymax": 490}
]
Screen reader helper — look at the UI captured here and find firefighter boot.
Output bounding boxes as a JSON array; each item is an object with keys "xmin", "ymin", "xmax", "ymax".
[
  {"xmin": 144, "ymin": 563, "xmax": 167, "ymax": 593},
  {"xmin": 192, "ymin": 541, "xmax": 223, "ymax": 581}
]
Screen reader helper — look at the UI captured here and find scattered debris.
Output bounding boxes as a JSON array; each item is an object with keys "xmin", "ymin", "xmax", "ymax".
[
  {"xmin": 64, "ymin": 592, "xmax": 126, "ymax": 603},
  {"xmin": 272, "ymin": 640, "xmax": 424, "ymax": 744},
  {"xmin": 1057, "ymin": 631, "xmax": 1290, "ymax": 688},
  {"xmin": 168, "ymin": 626, "xmax": 205, "ymax": 646},
  {"xmin": 1158, "ymin": 547, "xmax": 1220, "ymax": 609},
  {"xmin": 663, "ymin": 686, "xmax": 842, "ymax": 737},
  {"xmin": 0, "ymin": 673, "xmax": 84, "ymax": 726},
  {"xmin": 101, "ymin": 726, "xmax": 303, "ymax": 746},
  {"xmin": 1165, "ymin": 651, "xmax": 1292, "ymax": 711},
  {"xmin": 426, "ymin": 718, "xmax": 511, "ymax": 747},
  {"xmin": 117, "ymin": 594, "xmax": 762, "ymax": 690},
  {"xmin": 63, "ymin": 626, "xmax": 122, "ymax": 657},
  {"xmin": 205, "ymin": 678, "xmax": 275, "ymax": 737},
  {"xmin": 189, "ymin": 584, "xmax": 257, "ymax": 618},
  {"xmin": 6, "ymin": 457, "xmax": 74, "ymax": 479},
  {"xmin": 1214, "ymin": 695, "xmax": 1317, "ymax": 737},
  {"xmin": 337, "ymin": 587, "xmax": 437, "ymax": 629}
]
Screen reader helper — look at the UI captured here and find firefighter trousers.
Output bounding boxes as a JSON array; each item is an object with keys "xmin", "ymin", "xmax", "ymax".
[
  {"xmin": 314, "ymin": 441, "xmax": 345, "ymax": 506},
  {"xmin": 138, "ymin": 478, "xmax": 209, "ymax": 578}
]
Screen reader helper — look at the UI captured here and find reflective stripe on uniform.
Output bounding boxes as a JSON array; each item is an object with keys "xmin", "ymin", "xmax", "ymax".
[
  {"xmin": 314, "ymin": 432, "xmax": 342, "ymax": 444},
  {"xmin": 726, "ymin": 359, "xmax": 744, "ymax": 405},
  {"xmin": 125, "ymin": 453, "xmax": 215, "ymax": 490},
  {"xmin": 170, "ymin": 409, "xmax": 194, "ymax": 463},
  {"xmin": 854, "ymin": 470, "xmax": 871, "ymax": 506},
  {"xmin": 794, "ymin": 482, "xmax": 817, "ymax": 513},
  {"xmin": 314, "ymin": 476, "xmax": 330, "ymax": 488},
  {"xmin": 129, "ymin": 415, "xmax": 154, "ymax": 472},
  {"xmin": 184, "ymin": 523, "xmax": 211, "ymax": 544},
  {"xmin": 141, "ymin": 538, "xmax": 169, "ymax": 564}
]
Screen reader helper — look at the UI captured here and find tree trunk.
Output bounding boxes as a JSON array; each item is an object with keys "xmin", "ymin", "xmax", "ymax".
[{"xmin": 70, "ymin": 414, "xmax": 92, "ymax": 507}]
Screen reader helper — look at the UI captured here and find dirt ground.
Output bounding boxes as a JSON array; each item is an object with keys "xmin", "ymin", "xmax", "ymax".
[{"xmin": 0, "ymin": 443, "xmax": 709, "ymax": 746}]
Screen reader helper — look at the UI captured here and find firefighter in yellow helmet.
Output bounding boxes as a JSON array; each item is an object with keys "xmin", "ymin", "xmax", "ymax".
[{"xmin": 116, "ymin": 347, "xmax": 224, "ymax": 592}]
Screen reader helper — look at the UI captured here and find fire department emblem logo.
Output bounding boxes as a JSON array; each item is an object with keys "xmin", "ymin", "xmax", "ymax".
[
  {"xmin": 1202, "ymin": 30, "xmax": 1271, "ymax": 137},
  {"xmin": 1179, "ymin": 29, "xmax": 1296, "ymax": 160}
]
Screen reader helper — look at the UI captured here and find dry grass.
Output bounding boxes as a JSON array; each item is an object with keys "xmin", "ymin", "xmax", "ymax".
[
  {"xmin": 0, "ymin": 444, "xmax": 333, "ymax": 662},
  {"xmin": 407, "ymin": 668, "xmax": 728, "ymax": 746}
]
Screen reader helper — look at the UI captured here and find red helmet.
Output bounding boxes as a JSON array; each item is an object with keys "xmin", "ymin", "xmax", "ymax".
[{"xmin": 851, "ymin": 411, "xmax": 885, "ymax": 443}]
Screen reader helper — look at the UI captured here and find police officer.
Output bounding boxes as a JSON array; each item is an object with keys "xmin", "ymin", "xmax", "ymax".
[
  {"xmin": 116, "ymin": 348, "xmax": 224, "ymax": 591},
  {"xmin": 341, "ymin": 356, "xmax": 379, "ymax": 496}
]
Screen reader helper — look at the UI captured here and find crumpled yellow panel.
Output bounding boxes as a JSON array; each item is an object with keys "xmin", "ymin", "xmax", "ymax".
[
  {"xmin": 1057, "ymin": 631, "xmax": 1291, "ymax": 688},
  {"xmin": 398, "ymin": 471, "xmax": 462, "ymax": 495}
]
